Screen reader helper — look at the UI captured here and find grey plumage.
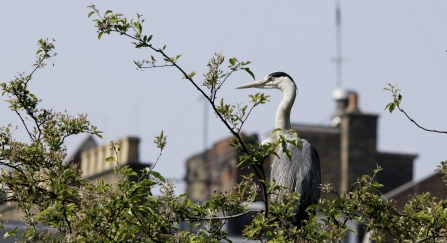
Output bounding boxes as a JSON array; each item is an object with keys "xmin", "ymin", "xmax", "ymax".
[
  {"xmin": 271, "ymin": 135, "xmax": 321, "ymax": 227},
  {"xmin": 236, "ymin": 72, "xmax": 321, "ymax": 228}
]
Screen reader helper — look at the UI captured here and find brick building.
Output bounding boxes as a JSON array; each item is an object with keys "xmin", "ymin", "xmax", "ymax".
[
  {"xmin": 386, "ymin": 172, "xmax": 447, "ymax": 211},
  {"xmin": 371, "ymin": 172, "xmax": 447, "ymax": 242},
  {"xmin": 185, "ymin": 133, "xmax": 260, "ymax": 202}
]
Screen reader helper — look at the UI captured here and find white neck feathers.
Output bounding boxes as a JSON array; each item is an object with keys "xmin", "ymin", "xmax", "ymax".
[{"xmin": 275, "ymin": 80, "xmax": 296, "ymax": 130}]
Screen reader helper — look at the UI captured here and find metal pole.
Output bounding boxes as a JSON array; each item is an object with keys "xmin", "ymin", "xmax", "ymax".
[{"xmin": 335, "ymin": 0, "xmax": 343, "ymax": 88}]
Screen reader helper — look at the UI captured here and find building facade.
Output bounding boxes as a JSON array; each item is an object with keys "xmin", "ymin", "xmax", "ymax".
[{"xmin": 185, "ymin": 133, "xmax": 260, "ymax": 202}]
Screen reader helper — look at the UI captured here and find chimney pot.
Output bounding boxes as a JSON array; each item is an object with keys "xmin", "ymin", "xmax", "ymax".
[{"xmin": 348, "ymin": 92, "xmax": 358, "ymax": 109}]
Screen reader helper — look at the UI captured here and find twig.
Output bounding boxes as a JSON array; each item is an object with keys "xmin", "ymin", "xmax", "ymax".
[
  {"xmin": 397, "ymin": 105, "xmax": 447, "ymax": 134},
  {"xmin": 62, "ymin": 201, "xmax": 73, "ymax": 234},
  {"xmin": 131, "ymin": 208, "xmax": 161, "ymax": 243},
  {"xmin": 213, "ymin": 66, "xmax": 239, "ymax": 103},
  {"xmin": 140, "ymin": 64, "xmax": 174, "ymax": 69},
  {"xmin": 184, "ymin": 209, "xmax": 263, "ymax": 221},
  {"xmin": 237, "ymin": 103, "xmax": 258, "ymax": 133},
  {"xmin": 14, "ymin": 109, "xmax": 32, "ymax": 140},
  {"xmin": 251, "ymin": 164, "xmax": 269, "ymax": 216},
  {"xmin": 150, "ymin": 149, "xmax": 163, "ymax": 172}
]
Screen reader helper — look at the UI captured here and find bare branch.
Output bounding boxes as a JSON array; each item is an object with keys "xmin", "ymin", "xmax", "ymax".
[
  {"xmin": 139, "ymin": 64, "xmax": 174, "ymax": 69},
  {"xmin": 385, "ymin": 84, "xmax": 447, "ymax": 134},
  {"xmin": 150, "ymin": 148, "xmax": 163, "ymax": 172},
  {"xmin": 397, "ymin": 105, "xmax": 447, "ymax": 134},
  {"xmin": 184, "ymin": 209, "xmax": 263, "ymax": 222},
  {"xmin": 114, "ymin": 30, "xmax": 251, "ymax": 153}
]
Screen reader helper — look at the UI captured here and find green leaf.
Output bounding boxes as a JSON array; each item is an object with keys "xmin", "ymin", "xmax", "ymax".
[
  {"xmin": 138, "ymin": 23, "xmax": 143, "ymax": 33},
  {"xmin": 134, "ymin": 22, "xmax": 142, "ymax": 33},
  {"xmin": 88, "ymin": 11, "xmax": 95, "ymax": 18},
  {"xmin": 389, "ymin": 103, "xmax": 395, "ymax": 113},
  {"xmin": 271, "ymin": 151, "xmax": 280, "ymax": 159},
  {"xmin": 285, "ymin": 150, "xmax": 292, "ymax": 161},
  {"xmin": 229, "ymin": 57, "xmax": 236, "ymax": 66},
  {"xmin": 289, "ymin": 129, "xmax": 298, "ymax": 137},
  {"xmin": 36, "ymin": 50, "xmax": 42, "ymax": 55},
  {"xmin": 237, "ymin": 160, "xmax": 245, "ymax": 167},
  {"xmin": 36, "ymin": 207, "xmax": 51, "ymax": 220},
  {"xmin": 189, "ymin": 71, "xmax": 196, "ymax": 79},
  {"xmin": 105, "ymin": 10, "xmax": 113, "ymax": 16},
  {"xmin": 372, "ymin": 181, "xmax": 383, "ymax": 188},
  {"xmin": 98, "ymin": 32, "xmax": 104, "ymax": 40},
  {"xmin": 272, "ymin": 128, "xmax": 282, "ymax": 134},
  {"xmin": 384, "ymin": 102, "xmax": 392, "ymax": 111},
  {"xmin": 105, "ymin": 157, "xmax": 115, "ymax": 162},
  {"xmin": 242, "ymin": 68, "xmax": 256, "ymax": 80},
  {"xmin": 149, "ymin": 171, "xmax": 165, "ymax": 182}
]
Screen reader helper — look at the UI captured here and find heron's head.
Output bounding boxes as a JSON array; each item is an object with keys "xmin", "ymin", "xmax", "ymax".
[{"xmin": 236, "ymin": 72, "xmax": 296, "ymax": 92}]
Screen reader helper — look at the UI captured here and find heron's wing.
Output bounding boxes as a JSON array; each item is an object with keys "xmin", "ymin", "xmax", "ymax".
[
  {"xmin": 271, "ymin": 140, "xmax": 321, "ymax": 197},
  {"xmin": 300, "ymin": 144, "xmax": 321, "ymax": 207},
  {"xmin": 296, "ymin": 141, "xmax": 321, "ymax": 225},
  {"xmin": 270, "ymin": 139, "xmax": 321, "ymax": 225},
  {"xmin": 270, "ymin": 144, "xmax": 299, "ymax": 194}
]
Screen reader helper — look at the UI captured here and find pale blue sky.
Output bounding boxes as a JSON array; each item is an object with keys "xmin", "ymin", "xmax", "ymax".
[{"xmin": 1, "ymin": 1, "xmax": 447, "ymax": 193}]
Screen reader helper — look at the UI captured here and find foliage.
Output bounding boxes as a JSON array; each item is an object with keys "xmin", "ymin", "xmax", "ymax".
[
  {"xmin": 383, "ymin": 83, "xmax": 402, "ymax": 114},
  {"xmin": 0, "ymin": 5, "xmax": 447, "ymax": 243}
]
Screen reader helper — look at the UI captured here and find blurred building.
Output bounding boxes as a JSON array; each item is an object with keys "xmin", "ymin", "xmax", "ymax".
[
  {"xmin": 184, "ymin": 133, "xmax": 264, "ymax": 236},
  {"xmin": 381, "ymin": 172, "xmax": 447, "ymax": 242},
  {"xmin": 76, "ymin": 136, "xmax": 148, "ymax": 183},
  {"xmin": 185, "ymin": 133, "xmax": 260, "ymax": 202},
  {"xmin": 0, "ymin": 136, "xmax": 148, "ymax": 242},
  {"xmin": 293, "ymin": 89, "xmax": 416, "ymax": 196},
  {"xmin": 385, "ymin": 173, "xmax": 446, "ymax": 211},
  {"xmin": 185, "ymin": 89, "xmax": 418, "ymax": 241}
]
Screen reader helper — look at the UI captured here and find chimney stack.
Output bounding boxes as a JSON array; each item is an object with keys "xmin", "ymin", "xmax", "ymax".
[{"xmin": 346, "ymin": 92, "xmax": 361, "ymax": 114}]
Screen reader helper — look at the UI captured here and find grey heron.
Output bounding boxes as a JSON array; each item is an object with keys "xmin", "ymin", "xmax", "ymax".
[{"xmin": 236, "ymin": 71, "xmax": 321, "ymax": 228}]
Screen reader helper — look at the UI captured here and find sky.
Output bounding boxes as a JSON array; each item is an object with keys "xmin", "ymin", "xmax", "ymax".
[{"xmin": 1, "ymin": 1, "xmax": 447, "ymax": 194}]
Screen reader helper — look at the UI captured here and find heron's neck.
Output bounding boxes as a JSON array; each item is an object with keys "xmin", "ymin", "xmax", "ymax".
[{"xmin": 275, "ymin": 87, "xmax": 296, "ymax": 130}]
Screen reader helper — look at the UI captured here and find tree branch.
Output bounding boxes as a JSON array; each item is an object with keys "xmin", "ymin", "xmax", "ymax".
[
  {"xmin": 397, "ymin": 104, "xmax": 447, "ymax": 134},
  {"xmin": 111, "ymin": 31, "xmax": 251, "ymax": 154},
  {"xmin": 184, "ymin": 209, "xmax": 263, "ymax": 222}
]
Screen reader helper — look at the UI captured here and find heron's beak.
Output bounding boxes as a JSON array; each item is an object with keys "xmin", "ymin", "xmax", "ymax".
[{"xmin": 235, "ymin": 79, "xmax": 266, "ymax": 89}]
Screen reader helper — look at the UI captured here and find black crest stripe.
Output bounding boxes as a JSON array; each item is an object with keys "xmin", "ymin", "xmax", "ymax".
[{"xmin": 268, "ymin": 72, "xmax": 295, "ymax": 83}]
